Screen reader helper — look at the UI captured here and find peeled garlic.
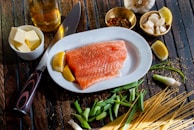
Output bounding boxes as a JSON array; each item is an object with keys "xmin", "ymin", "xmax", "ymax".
[
  {"xmin": 145, "ymin": 27, "xmax": 154, "ymax": 34},
  {"xmin": 155, "ymin": 26, "xmax": 161, "ymax": 35},
  {"xmin": 143, "ymin": 20, "xmax": 154, "ymax": 28},
  {"xmin": 150, "ymin": 13, "xmax": 160, "ymax": 19},
  {"xmin": 142, "ymin": 12, "xmax": 168, "ymax": 35},
  {"xmin": 143, "ymin": 20, "xmax": 155, "ymax": 34},
  {"xmin": 156, "ymin": 17, "xmax": 165, "ymax": 26},
  {"xmin": 149, "ymin": 16, "xmax": 159, "ymax": 24},
  {"xmin": 124, "ymin": 0, "xmax": 156, "ymax": 14},
  {"xmin": 148, "ymin": 13, "xmax": 160, "ymax": 24},
  {"xmin": 160, "ymin": 25, "xmax": 167, "ymax": 33}
]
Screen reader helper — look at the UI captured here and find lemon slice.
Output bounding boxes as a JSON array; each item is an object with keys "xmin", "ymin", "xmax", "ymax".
[
  {"xmin": 151, "ymin": 40, "xmax": 169, "ymax": 61},
  {"xmin": 62, "ymin": 65, "xmax": 75, "ymax": 82},
  {"xmin": 158, "ymin": 6, "xmax": 173, "ymax": 25},
  {"xmin": 52, "ymin": 51, "xmax": 65, "ymax": 72}
]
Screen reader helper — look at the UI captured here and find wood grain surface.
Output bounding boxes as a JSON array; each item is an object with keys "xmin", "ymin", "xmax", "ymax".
[{"xmin": 0, "ymin": 0, "xmax": 194, "ymax": 130}]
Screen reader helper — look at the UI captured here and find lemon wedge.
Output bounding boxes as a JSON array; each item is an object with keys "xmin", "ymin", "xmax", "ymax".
[
  {"xmin": 62, "ymin": 65, "xmax": 75, "ymax": 82},
  {"xmin": 158, "ymin": 6, "xmax": 173, "ymax": 25},
  {"xmin": 52, "ymin": 51, "xmax": 65, "ymax": 72},
  {"xmin": 151, "ymin": 40, "xmax": 169, "ymax": 61}
]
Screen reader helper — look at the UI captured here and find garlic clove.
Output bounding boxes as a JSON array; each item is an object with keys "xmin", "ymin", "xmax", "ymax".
[
  {"xmin": 149, "ymin": 16, "xmax": 159, "ymax": 25},
  {"xmin": 145, "ymin": 27, "xmax": 154, "ymax": 34},
  {"xmin": 159, "ymin": 25, "xmax": 167, "ymax": 33},
  {"xmin": 155, "ymin": 26, "xmax": 161, "ymax": 35},
  {"xmin": 156, "ymin": 17, "xmax": 165, "ymax": 26},
  {"xmin": 143, "ymin": 20, "xmax": 154, "ymax": 28},
  {"xmin": 150, "ymin": 13, "xmax": 160, "ymax": 19}
]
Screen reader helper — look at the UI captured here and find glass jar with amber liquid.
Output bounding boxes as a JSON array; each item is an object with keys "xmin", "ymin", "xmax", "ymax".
[{"xmin": 29, "ymin": 0, "xmax": 61, "ymax": 32}]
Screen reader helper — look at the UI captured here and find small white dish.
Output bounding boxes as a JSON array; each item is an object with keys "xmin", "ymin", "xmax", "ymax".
[
  {"xmin": 8, "ymin": 25, "xmax": 44, "ymax": 60},
  {"xmin": 47, "ymin": 27, "xmax": 152, "ymax": 93}
]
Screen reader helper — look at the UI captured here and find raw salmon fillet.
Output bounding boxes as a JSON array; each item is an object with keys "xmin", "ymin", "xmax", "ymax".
[{"xmin": 66, "ymin": 40, "xmax": 127, "ymax": 89}]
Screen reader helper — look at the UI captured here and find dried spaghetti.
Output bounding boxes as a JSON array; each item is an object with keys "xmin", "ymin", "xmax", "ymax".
[{"xmin": 100, "ymin": 87, "xmax": 194, "ymax": 130}]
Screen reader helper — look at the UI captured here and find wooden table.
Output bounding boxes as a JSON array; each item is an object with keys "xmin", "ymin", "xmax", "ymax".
[{"xmin": 0, "ymin": 0, "xmax": 194, "ymax": 129}]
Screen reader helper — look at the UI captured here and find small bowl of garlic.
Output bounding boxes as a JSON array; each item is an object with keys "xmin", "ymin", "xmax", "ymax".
[
  {"xmin": 8, "ymin": 25, "xmax": 44, "ymax": 60},
  {"xmin": 139, "ymin": 7, "xmax": 172, "ymax": 37}
]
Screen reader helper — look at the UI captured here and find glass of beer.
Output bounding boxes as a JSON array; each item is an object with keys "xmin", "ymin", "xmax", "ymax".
[{"xmin": 28, "ymin": 0, "xmax": 61, "ymax": 32}]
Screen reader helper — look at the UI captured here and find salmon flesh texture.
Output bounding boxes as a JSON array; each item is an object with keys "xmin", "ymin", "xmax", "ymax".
[{"xmin": 65, "ymin": 40, "xmax": 127, "ymax": 90}]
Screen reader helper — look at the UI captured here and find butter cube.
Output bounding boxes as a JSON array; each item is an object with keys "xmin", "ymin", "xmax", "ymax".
[
  {"xmin": 15, "ymin": 43, "xmax": 31, "ymax": 52},
  {"xmin": 9, "ymin": 27, "xmax": 26, "ymax": 46},
  {"xmin": 25, "ymin": 30, "xmax": 40, "ymax": 50},
  {"xmin": 9, "ymin": 27, "xmax": 31, "ymax": 52}
]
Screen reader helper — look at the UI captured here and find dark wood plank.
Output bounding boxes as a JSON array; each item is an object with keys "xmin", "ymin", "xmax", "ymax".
[
  {"xmin": 191, "ymin": 0, "xmax": 194, "ymax": 11},
  {"xmin": 1, "ymin": 0, "xmax": 19, "ymax": 117},
  {"xmin": 32, "ymin": 89, "xmax": 49, "ymax": 129},
  {"xmin": 0, "ymin": 116, "xmax": 6, "ymax": 130},
  {"xmin": 96, "ymin": 0, "xmax": 109, "ymax": 28},
  {"xmin": 168, "ymin": 0, "xmax": 194, "ymax": 94},
  {"xmin": 1, "ymin": 0, "xmax": 194, "ymax": 129},
  {"xmin": 0, "ymin": 0, "xmax": 4, "ymax": 116},
  {"xmin": 74, "ymin": 0, "xmax": 87, "ymax": 32},
  {"xmin": 108, "ymin": 0, "xmax": 122, "ymax": 8},
  {"xmin": 85, "ymin": 0, "xmax": 98, "ymax": 30},
  {"xmin": 176, "ymin": 0, "xmax": 194, "ymax": 100},
  {"xmin": 60, "ymin": 0, "xmax": 74, "ymax": 16},
  {"xmin": 1, "ymin": 0, "xmax": 34, "ymax": 129},
  {"xmin": 178, "ymin": 0, "xmax": 194, "ymax": 58}
]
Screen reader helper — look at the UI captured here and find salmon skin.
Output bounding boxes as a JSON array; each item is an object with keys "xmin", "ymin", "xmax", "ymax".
[{"xmin": 66, "ymin": 40, "xmax": 127, "ymax": 90}]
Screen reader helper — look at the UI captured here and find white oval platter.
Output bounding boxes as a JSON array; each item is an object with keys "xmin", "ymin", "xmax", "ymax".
[{"xmin": 47, "ymin": 27, "xmax": 152, "ymax": 93}]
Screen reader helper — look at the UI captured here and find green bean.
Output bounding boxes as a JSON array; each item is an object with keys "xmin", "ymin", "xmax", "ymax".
[
  {"xmin": 92, "ymin": 98, "xmax": 98, "ymax": 107},
  {"xmin": 96, "ymin": 106, "xmax": 102, "ymax": 115},
  {"xmin": 120, "ymin": 95, "xmax": 128, "ymax": 102},
  {"xmin": 114, "ymin": 100, "xmax": 131, "ymax": 107},
  {"xmin": 138, "ymin": 89, "xmax": 146, "ymax": 112},
  {"xmin": 109, "ymin": 107, "xmax": 114, "ymax": 121},
  {"xmin": 103, "ymin": 104, "xmax": 112, "ymax": 112},
  {"xmin": 113, "ymin": 95, "xmax": 120, "ymax": 117},
  {"xmin": 72, "ymin": 79, "xmax": 146, "ymax": 126},
  {"xmin": 72, "ymin": 113, "xmax": 91, "ymax": 129},
  {"xmin": 111, "ymin": 81, "xmax": 138, "ymax": 93},
  {"xmin": 96, "ymin": 111, "xmax": 107, "ymax": 120},
  {"xmin": 129, "ymin": 88, "xmax": 136, "ymax": 102},
  {"xmin": 136, "ymin": 79, "xmax": 145, "ymax": 88},
  {"xmin": 97, "ymin": 93, "xmax": 116, "ymax": 107},
  {"xmin": 82, "ymin": 107, "xmax": 90, "ymax": 121},
  {"xmin": 89, "ymin": 99, "xmax": 99, "ymax": 116},
  {"xmin": 112, "ymin": 79, "xmax": 144, "ymax": 93},
  {"xmin": 89, "ymin": 105, "xmax": 101, "ymax": 117},
  {"xmin": 122, "ymin": 104, "xmax": 138, "ymax": 130},
  {"xmin": 73, "ymin": 100, "xmax": 82, "ymax": 114},
  {"xmin": 88, "ymin": 116, "xmax": 96, "ymax": 123}
]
